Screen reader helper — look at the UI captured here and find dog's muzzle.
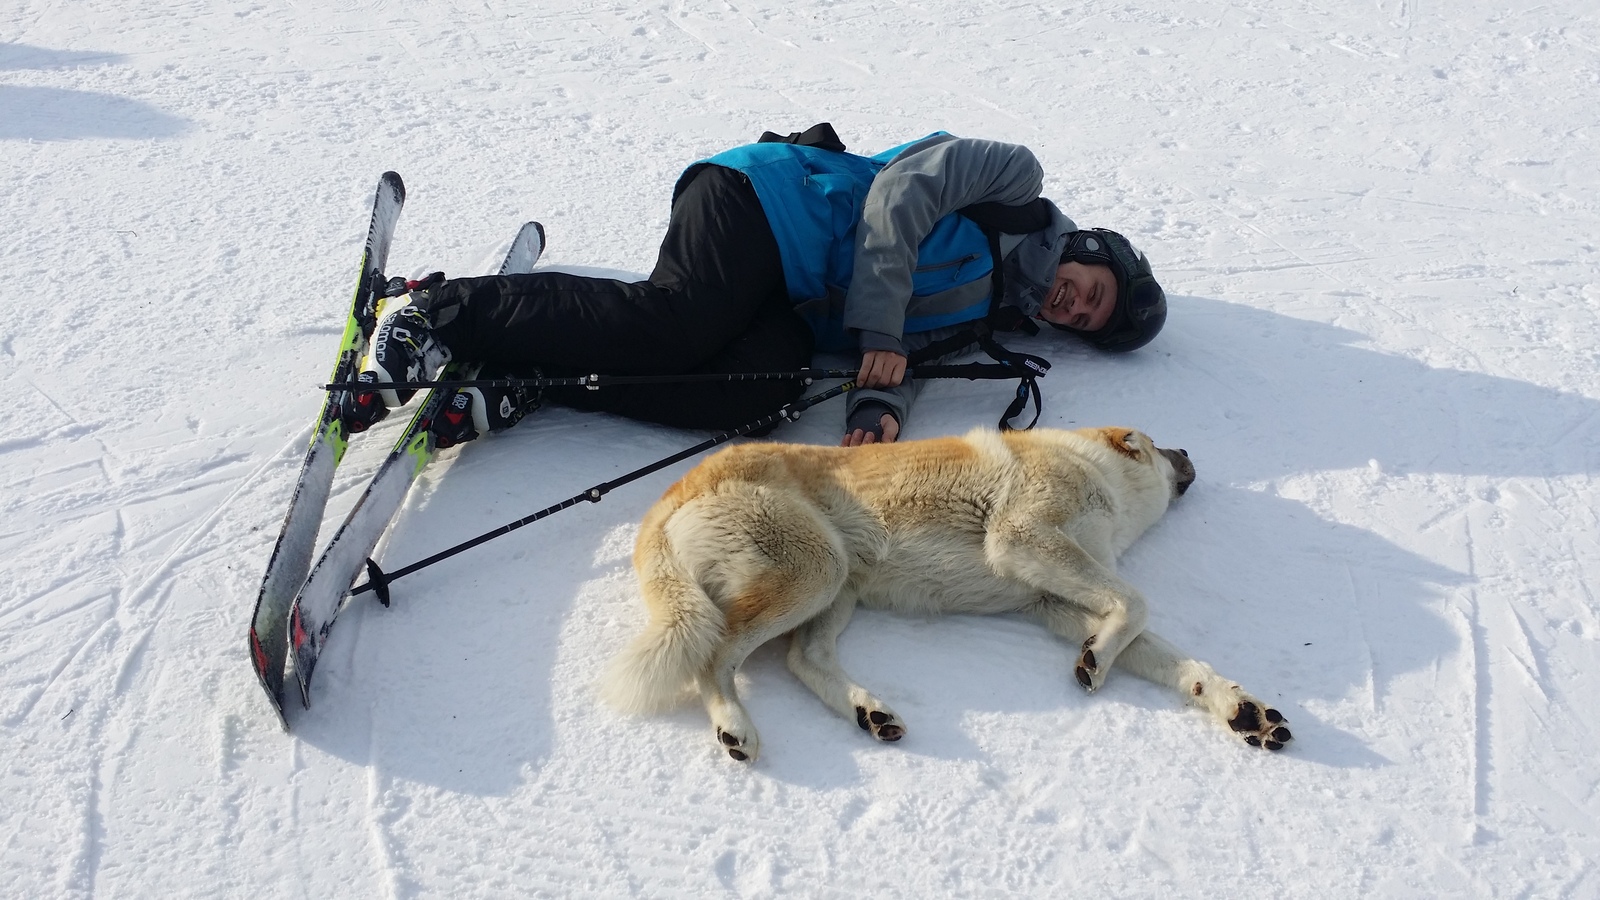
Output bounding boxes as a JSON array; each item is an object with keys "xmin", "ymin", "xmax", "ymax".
[{"xmin": 1159, "ymin": 447, "xmax": 1195, "ymax": 496}]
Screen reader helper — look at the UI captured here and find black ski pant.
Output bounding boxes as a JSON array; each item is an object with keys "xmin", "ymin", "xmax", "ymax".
[{"xmin": 419, "ymin": 165, "xmax": 814, "ymax": 430}]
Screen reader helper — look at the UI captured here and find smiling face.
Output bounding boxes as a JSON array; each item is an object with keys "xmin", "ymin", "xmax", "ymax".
[{"xmin": 1038, "ymin": 261, "xmax": 1118, "ymax": 331}]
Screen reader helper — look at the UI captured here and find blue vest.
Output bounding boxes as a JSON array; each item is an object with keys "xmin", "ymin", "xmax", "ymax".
[{"xmin": 686, "ymin": 136, "xmax": 995, "ymax": 349}]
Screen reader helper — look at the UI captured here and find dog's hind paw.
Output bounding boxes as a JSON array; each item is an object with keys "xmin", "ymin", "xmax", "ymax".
[
  {"xmin": 855, "ymin": 705, "xmax": 905, "ymax": 742},
  {"xmin": 1227, "ymin": 699, "xmax": 1293, "ymax": 751},
  {"xmin": 1074, "ymin": 640, "xmax": 1103, "ymax": 692},
  {"xmin": 716, "ymin": 727, "xmax": 757, "ymax": 762}
]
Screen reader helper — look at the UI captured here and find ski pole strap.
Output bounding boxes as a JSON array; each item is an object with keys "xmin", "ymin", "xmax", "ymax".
[
  {"xmin": 350, "ymin": 381, "xmax": 857, "ymax": 599},
  {"xmin": 902, "ymin": 322, "xmax": 1052, "ymax": 431},
  {"xmin": 968, "ymin": 329, "xmax": 1050, "ymax": 431},
  {"xmin": 1000, "ymin": 372, "xmax": 1044, "ymax": 431}
]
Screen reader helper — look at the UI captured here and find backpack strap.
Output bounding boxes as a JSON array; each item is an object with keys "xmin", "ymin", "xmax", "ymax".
[
  {"xmin": 958, "ymin": 197, "xmax": 1053, "ymax": 235},
  {"xmin": 757, "ymin": 122, "xmax": 846, "ymax": 152},
  {"xmin": 958, "ymin": 195, "xmax": 1053, "ymax": 330},
  {"xmin": 906, "ymin": 320, "xmax": 990, "ymax": 368},
  {"xmin": 904, "ymin": 203, "xmax": 1043, "ymax": 374}
]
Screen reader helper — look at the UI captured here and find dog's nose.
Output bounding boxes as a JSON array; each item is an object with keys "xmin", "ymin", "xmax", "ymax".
[
  {"xmin": 1157, "ymin": 447, "xmax": 1196, "ymax": 497},
  {"xmin": 1174, "ymin": 466, "xmax": 1195, "ymax": 495}
]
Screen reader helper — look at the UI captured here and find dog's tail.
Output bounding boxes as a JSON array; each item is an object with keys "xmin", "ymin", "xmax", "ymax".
[{"xmin": 600, "ymin": 520, "xmax": 723, "ymax": 715}]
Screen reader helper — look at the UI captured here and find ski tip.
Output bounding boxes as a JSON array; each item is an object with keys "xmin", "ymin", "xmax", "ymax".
[
  {"xmin": 498, "ymin": 222, "xmax": 547, "ymax": 275},
  {"xmin": 381, "ymin": 171, "xmax": 406, "ymax": 199}
]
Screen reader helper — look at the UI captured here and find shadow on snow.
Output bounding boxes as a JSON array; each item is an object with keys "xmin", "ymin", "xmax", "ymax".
[{"xmin": 0, "ymin": 44, "xmax": 188, "ymax": 141}]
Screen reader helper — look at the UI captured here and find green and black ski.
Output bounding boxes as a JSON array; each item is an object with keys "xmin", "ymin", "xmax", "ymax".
[
  {"xmin": 289, "ymin": 221, "xmax": 546, "ymax": 710},
  {"xmin": 248, "ymin": 172, "xmax": 405, "ymax": 730}
]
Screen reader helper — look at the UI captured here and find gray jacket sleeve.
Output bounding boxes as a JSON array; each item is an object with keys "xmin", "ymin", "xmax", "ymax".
[
  {"xmin": 843, "ymin": 136, "xmax": 1045, "ymax": 346},
  {"xmin": 844, "ymin": 321, "xmax": 986, "ymax": 436}
]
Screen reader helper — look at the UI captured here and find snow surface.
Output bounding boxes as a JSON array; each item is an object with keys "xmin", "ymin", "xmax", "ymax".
[{"xmin": 4, "ymin": 0, "xmax": 1600, "ymax": 896}]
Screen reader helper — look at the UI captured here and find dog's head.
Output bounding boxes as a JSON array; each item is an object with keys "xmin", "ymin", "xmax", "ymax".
[{"xmin": 1097, "ymin": 428, "xmax": 1196, "ymax": 501}]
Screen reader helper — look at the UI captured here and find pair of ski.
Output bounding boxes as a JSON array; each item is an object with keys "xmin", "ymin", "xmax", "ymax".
[{"xmin": 247, "ymin": 171, "xmax": 545, "ymax": 730}]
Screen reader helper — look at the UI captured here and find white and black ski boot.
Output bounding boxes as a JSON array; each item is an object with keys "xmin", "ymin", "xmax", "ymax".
[
  {"xmin": 346, "ymin": 273, "xmax": 451, "ymax": 432},
  {"xmin": 430, "ymin": 368, "xmax": 541, "ymax": 448}
]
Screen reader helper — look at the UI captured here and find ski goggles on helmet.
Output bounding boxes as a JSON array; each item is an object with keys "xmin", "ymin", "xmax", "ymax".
[{"xmin": 1054, "ymin": 228, "xmax": 1167, "ymax": 353}]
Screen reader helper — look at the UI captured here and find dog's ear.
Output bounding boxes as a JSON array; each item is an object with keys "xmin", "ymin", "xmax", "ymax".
[{"xmin": 1105, "ymin": 429, "xmax": 1144, "ymax": 458}]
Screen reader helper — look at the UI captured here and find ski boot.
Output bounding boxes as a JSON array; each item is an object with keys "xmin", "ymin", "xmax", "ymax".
[
  {"xmin": 430, "ymin": 367, "xmax": 542, "ymax": 448},
  {"xmin": 345, "ymin": 273, "xmax": 451, "ymax": 433}
]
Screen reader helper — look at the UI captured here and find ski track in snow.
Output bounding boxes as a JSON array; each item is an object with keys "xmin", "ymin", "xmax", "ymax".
[{"xmin": 4, "ymin": 0, "xmax": 1600, "ymax": 896}]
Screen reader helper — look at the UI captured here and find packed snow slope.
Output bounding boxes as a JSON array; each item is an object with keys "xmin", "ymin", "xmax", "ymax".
[{"xmin": 5, "ymin": 0, "xmax": 1599, "ymax": 896}]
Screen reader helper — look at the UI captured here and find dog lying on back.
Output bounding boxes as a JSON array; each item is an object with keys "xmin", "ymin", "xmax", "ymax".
[{"xmin": 602, "ymin": 426, "xmax": 1291, "ymax": 762}]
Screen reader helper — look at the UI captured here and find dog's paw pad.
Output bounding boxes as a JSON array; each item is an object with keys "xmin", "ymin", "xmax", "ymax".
[
  {"xmin": 716, "ymin": 728, "xmax": 753, "ymax": 762},
  {"xmin": 1228, "ymin": 700, "xmax": 1292, "ymax": 751},
  {"xmin": 1229, "ymin": 701, "xmax": 1262, "ymax": 733},
  {"xmin": 1074, "ymin": 646, "xmax": 1101, "ymax": 692},
  {"xmin": 855, "ymin": 705, "xmax": 905, "ymax": 742}
]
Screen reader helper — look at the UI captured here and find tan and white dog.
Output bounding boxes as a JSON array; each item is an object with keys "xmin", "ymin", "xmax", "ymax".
[{"xmin": 602, "ymin": 426, "xmax": 1292, "ymax": 762}]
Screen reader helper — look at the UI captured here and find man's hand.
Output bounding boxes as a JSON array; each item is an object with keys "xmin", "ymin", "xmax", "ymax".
[
  {"xmin": 841, "ymin": 412, "xmax": 901, "ymax": 447},
  {"xmin": 857, "ymin": 350, "xmax": 908, "ymax": 389}
]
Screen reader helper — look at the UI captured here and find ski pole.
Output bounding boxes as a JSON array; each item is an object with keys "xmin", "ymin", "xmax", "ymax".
[
  {"xmin": 323, "ymin": 363, "xmax": 1031, "ymax": 393},
  {"xmin": 350, "ymin": 380, "xmax": 857, "ymax": 605}
]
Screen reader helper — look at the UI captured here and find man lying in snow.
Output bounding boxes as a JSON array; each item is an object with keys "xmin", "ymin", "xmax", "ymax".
[{"xmin": 346, "ymin": 124, "xmax": 1168, "ymax": 446}]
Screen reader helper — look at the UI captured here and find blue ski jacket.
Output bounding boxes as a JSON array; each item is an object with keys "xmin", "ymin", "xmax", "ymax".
[{"xmin": 682, "ymin": 133, "xmax": 1079, "ymax": 354}]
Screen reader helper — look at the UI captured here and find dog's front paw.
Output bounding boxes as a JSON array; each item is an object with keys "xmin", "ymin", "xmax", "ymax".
[
  {"xmin": 715, "ymin": 726, "xmax": 759, "ymax": 763},
  {"xmin": 1226, "ymin": 698, "xmax": 1293, "ymax": 751},
  {"xmin": 855, "ymin": 705, "xmax": 905, "ymax": 742}
]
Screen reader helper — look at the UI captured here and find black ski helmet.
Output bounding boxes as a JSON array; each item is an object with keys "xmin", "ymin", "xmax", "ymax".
[{"xmin": 1051, "ymin": 228, "xmax": 1167, "ymax": 352}]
